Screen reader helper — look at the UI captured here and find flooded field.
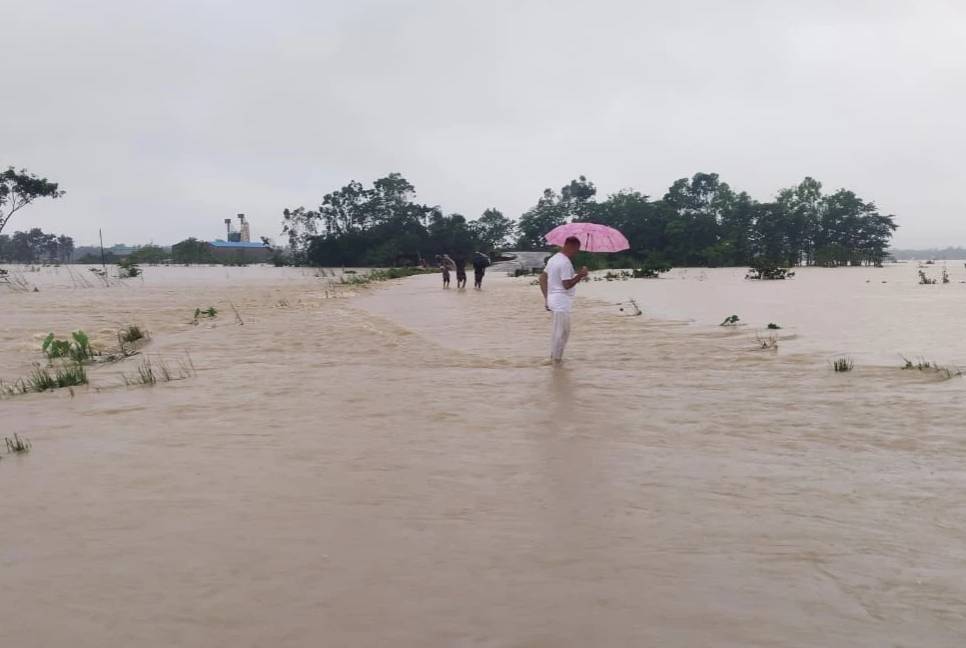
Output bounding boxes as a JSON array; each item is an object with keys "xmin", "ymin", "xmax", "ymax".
[{"xmin": 2, "ymin": 263, "xmax": 965, "ymax": 647}]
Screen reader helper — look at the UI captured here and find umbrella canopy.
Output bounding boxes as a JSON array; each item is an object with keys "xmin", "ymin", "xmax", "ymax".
[{"xmin": 545, "ymin": 222, "xmax": 630, "ymax": 253}]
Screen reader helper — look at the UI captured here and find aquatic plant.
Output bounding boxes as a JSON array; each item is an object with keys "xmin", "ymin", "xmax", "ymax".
[
  {"xmin": 118, "ymin": 325, "xmax": 147, "ymax": 345},
  {"xmin": 193, "ymin": 306, "xmax": 218, "ymax": 322},
  {"xmin": 900, "ymin": 355, "xmax": 962, "ymax": 379},
  {"xmin": 720, "ymin": 315, "xmax": 740, "ymax": 327},
  {"xmin": 746, "ymin": 262, "xmax": 795, "ymax": 280},
  {"xmin": 117, "ymin": 258, "xmax": 142, "ymax": 278},
  {"xmin": 339, "ymin": 267, "xmax": 437, "ymax": 285},
  {"xmin": 755, "ymin": 333, "xmax": 779, "ymax": 350},
  {"xmin": 632, "ymin": 262, "xmax": 672, "ymax": 278},
  {"xmin": 42, "ymin": 330, "xmax": 97, "ymax": 363},
  {"xmin": 5, "ymin": 433, "xmax": 31, "ymax": 454},
  {"xmin": 7, "ymin": 363, "xmax": 89, "ymax": 393},
  {"xmin": 942, "ymin": 268, "xmax": 950, "ymax": 284},
  {"xmin": 122, "ymin": 356, "xmax": 194, "ymax": 386},
  {"xmin": 918, "ymin": 270, "xmax": 937, "ymax": 285},
  {"xmin": 831, "ymin": 357, "xmax": 854, "ymax": 372},
  {"xmin": 767, "ymin": 323, "xmax": 782, "ymax": 330}
]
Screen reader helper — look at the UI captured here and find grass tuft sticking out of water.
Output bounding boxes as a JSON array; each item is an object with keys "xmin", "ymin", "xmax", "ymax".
[
  {"xmin": 5, "ymin": 433, "xmax": 31, "ymax": 454},
  {"xmin": 720, "ymin": 315, "xmax": 740, "ymax": 327},
  {"xmin": 831, "ymin": 357, "xmax": 854, "ymax": 372},
  {"xmin": 900, "ymin": 355, "xmax": 962, "ymax": 380},
  {"xmin": 122, "ymin": 355, "xmax": 194, "ymax": 387},
  {"xmin": 755, "ymin": 333, "xmax": 779, "ymax": 351}
]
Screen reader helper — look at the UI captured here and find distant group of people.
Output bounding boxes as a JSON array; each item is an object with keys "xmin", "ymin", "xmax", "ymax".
[{"xmin": 437, "ymin": 252, "xmax": 491, "ymax": 290}]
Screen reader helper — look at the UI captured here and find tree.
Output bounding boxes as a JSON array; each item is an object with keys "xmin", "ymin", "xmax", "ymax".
[
  {"xmin": 470, "ymin": 209, "xmax": 515, "ymax": 252},
  {"xmin": 0, "ymin": 167, "xmax": 65, "ymax": 235},
  {"xmin": 517, "ymin": 188, "xmax": 567, "ymax": 249},
  {"xmin": 56, "ymin": 235, "xmax": 74, "ymax": 263},
  {"xmin": 172, "ymin": 237, "xmax": 215, "ymax": 264},
  {"xmin": 127, "ymin": 245, "xmax": 169, "ymax": 264},
  {"xmin": 561, "ymin": 175, "xmax": 598, "ymax": 222}
]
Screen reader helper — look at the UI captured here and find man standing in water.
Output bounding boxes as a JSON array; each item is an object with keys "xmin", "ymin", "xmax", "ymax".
[{"xmin": 539, "ymin": 236, "xmax": 588, "ymax": 363}]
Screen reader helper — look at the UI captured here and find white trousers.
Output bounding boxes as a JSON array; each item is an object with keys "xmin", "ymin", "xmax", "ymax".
[{"xmin": 550, "ymin": 310, "xmax": 571, "ymax": 361}]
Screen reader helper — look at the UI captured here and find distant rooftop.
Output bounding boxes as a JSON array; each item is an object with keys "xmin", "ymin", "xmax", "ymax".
[{"xmin": 210, "ymin": 240, "xmax": 270, "ymax": 249}]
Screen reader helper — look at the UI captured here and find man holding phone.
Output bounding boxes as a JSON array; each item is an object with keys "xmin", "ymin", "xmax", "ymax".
[{"xmin": 539, "ymin": 236, "xmax": 589, "ymax": 364}]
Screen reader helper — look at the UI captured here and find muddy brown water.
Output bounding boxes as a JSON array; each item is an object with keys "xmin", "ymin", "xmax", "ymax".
[{"xmin": 1, "ymin": 264, "xmax": 964, "ymax": 647}]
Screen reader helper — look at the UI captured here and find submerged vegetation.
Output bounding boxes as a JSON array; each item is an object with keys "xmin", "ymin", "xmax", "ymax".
[
  {"xmin": 42, "ymin": 330, "xmax": 97, "ymax": 363},
  {"xmin": 339, "ymin": 266, "xmax": 438, "ymax": 285},
  {"xmin": 117, "ymin": 258, "xmax": 142, "ymax": 278},
  {"xmin": 900, "ymin": 356, "xmax": 962, "ymax": 380},
  {"xmin": 2, "ymin": 363, "xmax": 88, "ymax": 395},
  {"xmin": 720, "ymin": 315, "xmax": 740, "ymax": 327},
  {"xmin": 193, "ymin": 306, "xmax": 218, "ymax": 322},
  {"xmin": 5, "ymin": 434, "xmax": 31, "ymax": 454},
  {"xmin": 746, "ymin": 262, "xmax": 795, "ymax": 280},
  {"xmin": 831, "ymin": 357, "xmax": 854, "ymax": 372},
  {"xmin": 122, "ymin": 355, "xmax": 195, "ymax": 386}
]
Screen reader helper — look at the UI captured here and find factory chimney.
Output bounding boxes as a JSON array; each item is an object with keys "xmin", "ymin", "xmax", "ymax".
[
  {"xmin": 224, "ymin": 218, "xmax": 232, "ymax": 240},
  {"xmin": 237, "ymin": 213, "xmax": 251, "ymax": 243}
]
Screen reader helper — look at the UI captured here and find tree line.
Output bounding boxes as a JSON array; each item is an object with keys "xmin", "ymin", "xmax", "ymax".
[
  {"xmin": 0, "ymin": 228, "xmax": 74, "ymax": 263},
  {"xmin": 283, "ymin": 172, "xmax": 897, "ymax": 268}
]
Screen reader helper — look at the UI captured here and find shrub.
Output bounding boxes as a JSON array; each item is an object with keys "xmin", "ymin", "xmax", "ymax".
[
  {"xmin": 767, "ymin": 323, "xmax": 782, "ymax": 330},
  {"xmin": 746, "ymin": 262, "xmax": 795, "ymax": 280},
  {"xmin": 42, "ymin": 331, "xmax": 96, "ymax": 363},
  {"xmin": 918, "ymin": 270, "xmax": 937, "ymax": 285},
  {"xmin": 632, "ymin": 262, "xmax": 672, "ymax": 278},
  {"xmin": 720, "ymin": 315, "xmax": 740, "ymax": 327},
  {"xmin": 117, "ymin": 258, "xmax": 142, "ymax": 278}
]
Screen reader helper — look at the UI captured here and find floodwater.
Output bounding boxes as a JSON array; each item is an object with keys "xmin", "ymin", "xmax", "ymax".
[{"xmin": 2, "ymin": 263, "xmax": 965, "ymax": 647}]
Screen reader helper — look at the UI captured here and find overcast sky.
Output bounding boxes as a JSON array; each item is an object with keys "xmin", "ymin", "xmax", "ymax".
[{"xmin": 3, "ymin": 0, "xmax": 964, "ymax": 247}]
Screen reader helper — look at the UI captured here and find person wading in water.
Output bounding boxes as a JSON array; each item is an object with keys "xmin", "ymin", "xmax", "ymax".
[{"xmin": 539, "ymin": 236, "xmax": 588, "ymax": 364}]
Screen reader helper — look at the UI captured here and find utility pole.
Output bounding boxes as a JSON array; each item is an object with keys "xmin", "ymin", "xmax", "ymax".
[{"xmin": 99, "ymin": 229, "xmax": 105, "ymax": 270}]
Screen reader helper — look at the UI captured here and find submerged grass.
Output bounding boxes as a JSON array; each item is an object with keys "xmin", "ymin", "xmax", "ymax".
[
  {"xmin": 2, "ymin": 363, "xmax": 88, "ymax": 396},
  {"xmin": 831, "ymin": 357, "xmax": 854, "ymax": 372},
  {"xmin": 900, "ymin": 355, "xmax": 962, "ymax": 380},
  {"xmin": 339, "ymin": 267, "xmax": 437, "ymax": 286},
  {"xmin": 5, "ymin": 433, "xmax": 31, "ymax": 454},
  {"xmin": 122, "ymin": 355, "xmax": 195, "ymax": 387}
]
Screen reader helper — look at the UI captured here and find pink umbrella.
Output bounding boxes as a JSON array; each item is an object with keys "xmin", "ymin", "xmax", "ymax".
[{"xmin": 545, "ymin": 222, "xmax": 629, "ymax": 253}]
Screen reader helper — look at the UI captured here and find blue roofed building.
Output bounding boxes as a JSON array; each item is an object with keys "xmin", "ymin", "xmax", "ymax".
[{"xmin": 208, "ymin": 239, "xmax": 272, "ymax": 263}]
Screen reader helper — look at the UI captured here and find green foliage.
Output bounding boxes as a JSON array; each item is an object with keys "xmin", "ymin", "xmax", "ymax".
[
  {"xmin": 767, "ymin": 323, "xmax": 782, "ymax": 330},
  {"xmin": 193, "ymin": 307, "xmax": 218, "ymax": 321},
  {"xmin": 0, "ymin": 228, "xmax": 73, "ymax": 263},
  {"xmin": 746, "ymin": 262, "xmax": 795, "ymax": 280},
  {"xmin": 117, "ymin": 258, "xmax": 142, "ymax": 278},
  {"xmin": 16, "ymin": 362, "xmax": 88, "ymax": 392},
  {"xmin": 171, "ymin": 238, "xmax": 215, "ymax": 264},
  {"xmin": 42, "ymin": 330, "xmax": 96, "ymax": 363},
  {"xmin": 117, "ymin": 325, "xmax": 148, "ymax": 351},
  {"xmin": 632, "ymin": 262, "xmax": 672, "ymax": 278},
  {"xmin": 339, "ymin": 266, "xmax": 436, "ymax": 285},
  {"xmin": 125, "ymin": 244, "xmax": 168, "ymax": 264},
  {"xmin": 720, "ymin": 315, "xmax": 740, "ymax": 327},
  {"xmin": 282, "ymin": 171, "xmax": 898, "ymax": 268},
  {"xmin": 0, "ymin": 167, "xmax": 65, "ymax": 235},
  {"xmin": 831, "ymin": 357, "xmax": 854, "ymax": 372}
]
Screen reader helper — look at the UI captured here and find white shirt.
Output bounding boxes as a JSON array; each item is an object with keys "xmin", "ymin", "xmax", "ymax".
[{"xmin": 545, "ymin": 252, "xmax": 576, "ymax": 312}]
